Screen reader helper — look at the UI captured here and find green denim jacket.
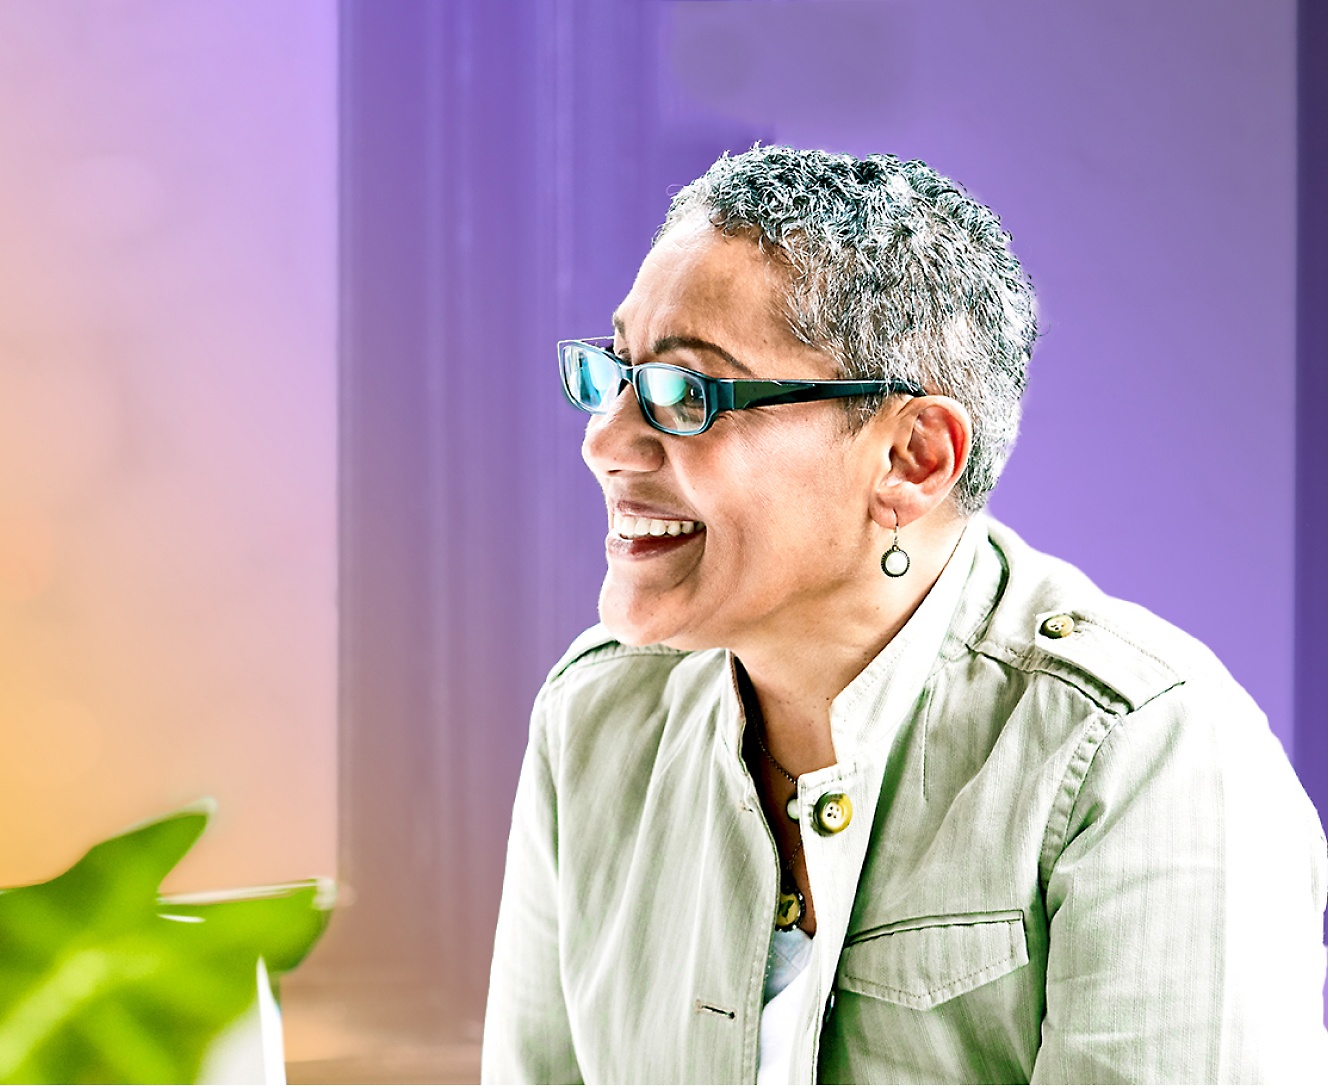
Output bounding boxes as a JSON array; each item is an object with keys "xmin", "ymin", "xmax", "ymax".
[{"xmin": 483, "ymin": 518, "xmax": 1328, "ymax": 1084}]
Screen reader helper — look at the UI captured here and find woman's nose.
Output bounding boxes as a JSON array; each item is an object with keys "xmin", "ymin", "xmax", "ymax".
[{"xmin": 581, "ymin": 383, "xmax": 666, "ymax": 476}]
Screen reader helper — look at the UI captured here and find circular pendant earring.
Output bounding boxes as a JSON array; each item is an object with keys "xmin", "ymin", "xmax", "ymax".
[{"xmin": 881, "ymin": 514, "xmax": 910, "ymax": 578}]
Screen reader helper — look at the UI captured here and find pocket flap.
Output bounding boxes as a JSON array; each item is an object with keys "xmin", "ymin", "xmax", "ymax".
[{"xmin": 837, "ymin": 909, "xmax": 1028, "ymax": 1010}]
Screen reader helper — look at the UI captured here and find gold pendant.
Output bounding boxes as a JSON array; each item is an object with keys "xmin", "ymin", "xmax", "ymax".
[{"xmin": 775, "ymin": 886, "xmax": 804, "ymax": 931}]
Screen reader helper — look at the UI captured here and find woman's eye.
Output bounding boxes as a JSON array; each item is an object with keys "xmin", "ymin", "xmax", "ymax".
[{"xmin": 641, "ymin": 369, "xmax": 691, "ymax": 407}]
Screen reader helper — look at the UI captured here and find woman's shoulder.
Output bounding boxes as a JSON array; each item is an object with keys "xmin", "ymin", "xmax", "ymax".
[
  {"xmin": 975, "ymin": 518, "xmax": 1248, "ymax": 720},
  {"xmin": 535, "ymin": 624, "xmax": 732, "ymax": 747},
  {"xmin": 543, "ymin": 623, "xmax": 690, "ymax": 684}
]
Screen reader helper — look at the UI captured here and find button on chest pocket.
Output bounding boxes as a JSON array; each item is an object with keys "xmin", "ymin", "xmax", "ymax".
[{"xmin": 836, "ymin": 910, "xmax": 1028, "ymax": 1010}]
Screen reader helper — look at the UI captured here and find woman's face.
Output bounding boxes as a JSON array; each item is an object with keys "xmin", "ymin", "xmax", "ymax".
[{"xmin": 583, "ymin": 217, "xmax": 890, "ymax": 652}]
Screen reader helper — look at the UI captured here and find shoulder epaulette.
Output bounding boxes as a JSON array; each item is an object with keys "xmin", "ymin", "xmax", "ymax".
[{"xmin": 979, "ymin": 606, "xmax": 1185, "ymax": 714}]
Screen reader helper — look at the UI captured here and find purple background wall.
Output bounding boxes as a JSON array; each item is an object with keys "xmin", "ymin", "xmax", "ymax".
[{"xmin": 302, "ymin": 1, "xmax": 1316, "ymax": 1080}]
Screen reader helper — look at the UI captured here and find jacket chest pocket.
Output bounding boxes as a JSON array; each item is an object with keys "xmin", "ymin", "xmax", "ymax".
[{"xmin": 836, "ymin": 909, "xmax": 1028, "ymax": 1010}]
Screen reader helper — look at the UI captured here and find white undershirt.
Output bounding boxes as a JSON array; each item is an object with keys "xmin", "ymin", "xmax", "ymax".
[{"xmin": 757, "ymin": 926, "xmax": 813, "ymax": 1084}]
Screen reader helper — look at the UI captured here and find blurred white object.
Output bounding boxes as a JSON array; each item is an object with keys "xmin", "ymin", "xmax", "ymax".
[{"xmin": 197, "ymin": 957, "xmax": 286, "ymax": 1085}]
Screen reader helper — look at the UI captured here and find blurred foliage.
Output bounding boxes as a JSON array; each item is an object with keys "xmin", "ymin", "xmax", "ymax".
[{"xmin": 0, "ymin": 802, "xmax": 333, "ymax": 1084}]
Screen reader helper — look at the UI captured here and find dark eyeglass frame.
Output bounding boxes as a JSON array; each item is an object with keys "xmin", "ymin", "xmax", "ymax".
[{"xmin": 558, "ymin": 337, "xmax": 927, "ymax": 436}]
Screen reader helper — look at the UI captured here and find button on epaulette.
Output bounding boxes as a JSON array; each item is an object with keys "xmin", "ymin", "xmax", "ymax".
[
  {"xmin": 1039, "ymin": 613, "xmax": 1075, "ymax": 639},
  {"xmin": 1029, "ymin": 609, "xmax": 1183, "ymax": 713}
]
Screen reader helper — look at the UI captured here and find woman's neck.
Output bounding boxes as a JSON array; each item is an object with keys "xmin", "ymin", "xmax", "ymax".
[{"xmin": 733, "ymin": 516, "xmax": 966, "ymax": 773}]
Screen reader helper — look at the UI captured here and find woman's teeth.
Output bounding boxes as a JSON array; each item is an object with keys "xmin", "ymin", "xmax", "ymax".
[{"xmin": 612, "ymin": 513, "xmax": 703, "ymax": 539}]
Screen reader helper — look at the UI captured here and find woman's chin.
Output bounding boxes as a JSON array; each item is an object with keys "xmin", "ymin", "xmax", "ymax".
[
  {"xmin": 597, "ymin": 576, "xmax": 732, "ymax": 651},
  {"xmin": 597, "ymin": 585, "xmax": 679, "ymax": 648},
  {"xmin": 597, "ymin": 604, "xmax": 666, "ymax": 647},
  {"xmin": 599, "ymin": 607, "xmax": 726, "ymax": 654}
]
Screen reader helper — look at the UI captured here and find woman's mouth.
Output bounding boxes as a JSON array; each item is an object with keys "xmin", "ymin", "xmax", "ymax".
[
  {"xmin": 611, "ymin": 512, "xmax": 704, "ymax": 539},
  {"xmin": 606, "ymin": 512, "xmax": 705, "ymax": 558}
]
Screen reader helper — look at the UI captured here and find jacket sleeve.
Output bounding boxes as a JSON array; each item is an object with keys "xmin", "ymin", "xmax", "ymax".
[
  {"xmin": 482, "ymin": 688, "xmax": 583, "ymax": 1085},
  {"xmin": 1032, "ymin": 685, "xmax": 1328, "ymax": 1084}
]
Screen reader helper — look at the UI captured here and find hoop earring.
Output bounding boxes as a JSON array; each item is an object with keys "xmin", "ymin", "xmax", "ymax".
[{"xmin": 881, "ymin": 514, "xmax": 910, "ymax": 578}]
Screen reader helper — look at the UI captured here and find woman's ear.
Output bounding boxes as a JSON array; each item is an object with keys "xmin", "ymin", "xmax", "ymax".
[{"xmin": 868, "ymin": 396, "xmax": 972, "ymax": 529}]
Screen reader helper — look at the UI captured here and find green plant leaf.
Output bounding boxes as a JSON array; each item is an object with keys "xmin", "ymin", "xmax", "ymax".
[{"xmin": 0, "ymin": 803, "xmax": 334, "ymax": 1084}]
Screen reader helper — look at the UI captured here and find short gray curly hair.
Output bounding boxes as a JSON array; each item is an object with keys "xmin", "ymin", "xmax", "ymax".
[{"xmin": 658, "ymin": 145, "xmax": 1037, "ymax": 516}]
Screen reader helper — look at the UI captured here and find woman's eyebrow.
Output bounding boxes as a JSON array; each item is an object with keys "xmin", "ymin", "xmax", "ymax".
[
  {"xmin": 652, "ymin": 336, "xmax": 754, "ymax": 376},
  {"xmin": 610, "ymin": 314, "xmax": 755, "ymax": 375}
]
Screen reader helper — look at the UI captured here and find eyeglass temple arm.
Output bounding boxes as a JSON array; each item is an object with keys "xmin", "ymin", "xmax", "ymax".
[{"xmin": 722, "ymin": 378, "xmax": 925, "ymax": 411}]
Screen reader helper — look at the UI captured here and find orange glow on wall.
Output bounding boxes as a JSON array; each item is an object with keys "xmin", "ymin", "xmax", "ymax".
[{"xmin": 0, "ymin": 0, "xmax": 338, "ymax": 894}]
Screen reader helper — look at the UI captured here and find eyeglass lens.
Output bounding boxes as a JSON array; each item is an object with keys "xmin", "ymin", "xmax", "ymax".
[
  {"xmin": 638, "ymin": 367, "xmax": 707, "ymax": 432},
  {"xmin": 563, "ymin": 343, "xmax": 620, "ymax": 411},
  {"xmin": 562, "ymin": 343, "xmax": 710, "ymax": 434}
]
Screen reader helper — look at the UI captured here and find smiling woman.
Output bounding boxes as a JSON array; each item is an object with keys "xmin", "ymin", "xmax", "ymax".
[
  {"xmin": 482, "ymin": 146, "xmax": 1328, "ymax": 1084},
  {"xmin": 583, "ymin": 214, "xmax": 966, "ymax": 663}
]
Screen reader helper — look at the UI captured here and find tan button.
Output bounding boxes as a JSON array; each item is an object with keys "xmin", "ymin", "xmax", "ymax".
[
  {"xmin": 813, "ymin": 792, "xmax": 853, "ymax": 835},
  {"xmin": 1040, "ymin": 613, "xmax": 1076, "ymax": 639}
]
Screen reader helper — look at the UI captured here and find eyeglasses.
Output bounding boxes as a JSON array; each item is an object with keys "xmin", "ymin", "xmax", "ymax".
[{"xmin": 558, "ymin": 337, "xmax": 926, "ymax": 436}]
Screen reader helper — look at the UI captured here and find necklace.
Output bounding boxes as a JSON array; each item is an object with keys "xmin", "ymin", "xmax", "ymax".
[
  {"xmin": 755, "ymin": 727, "xmax": 807, "ymax": 931},
  {"xmin": 754, "ymin": 729, "xmax": 802, "ymax": 822}
]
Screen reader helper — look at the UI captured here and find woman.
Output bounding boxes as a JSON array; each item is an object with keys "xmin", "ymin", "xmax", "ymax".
[{"xmin": 482, "ymin": 146, "xmax": 1328, "ymax": 1083}]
